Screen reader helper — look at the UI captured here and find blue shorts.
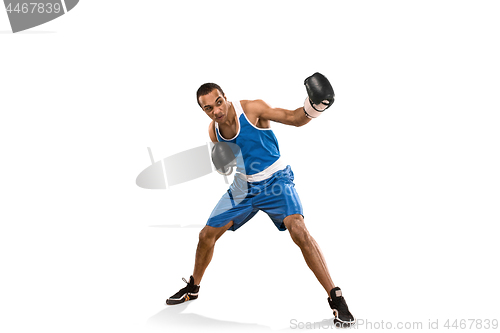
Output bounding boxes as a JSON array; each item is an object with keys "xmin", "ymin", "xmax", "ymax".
[{"xmin": 206, "ymin": 165, "xmax": 303, "ymax": 231}]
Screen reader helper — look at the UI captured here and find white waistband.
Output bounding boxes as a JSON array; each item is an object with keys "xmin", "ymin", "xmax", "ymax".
[{"xmin": 242, "ymin": 157, "xmax": 287, "ymax": 182}]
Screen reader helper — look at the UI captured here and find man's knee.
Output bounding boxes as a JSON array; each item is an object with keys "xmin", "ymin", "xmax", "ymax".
[
  {"xmin": 198, "ymin": 227, "xmax": 213, "ymax": 244},
  {"xmin": 284, "ymin": 215, "xmax": 310, "ymax": 247},
  {"xmin": 199, "ymin": 221, "xmax": 233, "ymax": 244}
]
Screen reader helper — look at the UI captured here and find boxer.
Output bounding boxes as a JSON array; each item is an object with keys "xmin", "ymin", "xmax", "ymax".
[{"xmin": 166, "ymin": 73, "xmax": 354, "ymax": 326}]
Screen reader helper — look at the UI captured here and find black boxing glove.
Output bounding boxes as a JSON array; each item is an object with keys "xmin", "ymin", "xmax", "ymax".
[
  {"xmin": 211, "ymin": 142, "xmax": 237, "ymax": 175},
  {"xmin": 303, "ymin": 72, "xmax": 335, "ymax": 119}
]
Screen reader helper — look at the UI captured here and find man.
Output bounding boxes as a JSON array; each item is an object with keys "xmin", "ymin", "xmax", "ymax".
[{"xmin": 166, "ymin": 73, "xmax": 355, "ymax": 326}]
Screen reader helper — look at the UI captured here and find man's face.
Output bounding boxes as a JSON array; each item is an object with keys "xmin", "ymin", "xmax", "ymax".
[{"xmin": 199, "ymin": 89, "xmax": 229, "ymax": 123}]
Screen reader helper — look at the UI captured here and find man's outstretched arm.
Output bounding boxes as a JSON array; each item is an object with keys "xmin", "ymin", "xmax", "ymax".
[
  {"xmin": 246, "ymin": 100, "xmax": 311, "ymax": 127},
  {"xmin": 249, "ymin": 72, "xmax": 335, "ymax": 127}
]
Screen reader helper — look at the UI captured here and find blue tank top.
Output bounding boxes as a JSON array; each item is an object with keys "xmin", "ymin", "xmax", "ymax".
[{"xmin": 215, "ymin": 101, "xmax": 281, "ymax": 176}]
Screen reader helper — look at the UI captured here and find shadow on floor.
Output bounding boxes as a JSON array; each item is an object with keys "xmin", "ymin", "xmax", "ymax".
[{"xmin": 147, "ymin": 302, "xmax": 273, "ymax": 332}]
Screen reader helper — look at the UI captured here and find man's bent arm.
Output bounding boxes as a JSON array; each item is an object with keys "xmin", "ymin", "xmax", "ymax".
[{"xmin": 249, "ymin": 100, "xmax": 312, "ymax": 127}]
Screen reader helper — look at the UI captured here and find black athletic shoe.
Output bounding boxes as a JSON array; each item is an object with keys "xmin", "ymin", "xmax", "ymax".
[
  {"xmin": 328, "ymin": 287, "xmax": 355, "ymax": 328},
  {"xmin": 166, "ymin": 276, "xmax": 200, "ymax": 305}
]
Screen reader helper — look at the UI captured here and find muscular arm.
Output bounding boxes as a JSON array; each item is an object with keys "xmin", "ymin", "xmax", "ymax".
[{"xmin": 246, "ymin": 100, "xmax": 312, "ymax": 127}]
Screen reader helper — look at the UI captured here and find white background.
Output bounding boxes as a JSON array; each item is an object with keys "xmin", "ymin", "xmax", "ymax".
[{"xmin": 1, "ymin": 1, "xmax": 499, "ymax": 332}]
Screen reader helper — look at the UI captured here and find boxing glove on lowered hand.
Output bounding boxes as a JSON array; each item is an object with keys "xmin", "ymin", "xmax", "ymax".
[
  {"xmin": 303, "ymin": 72, "xmax": 335, "ymax": 119},
  {"xmin": 212, "ymin": 142, "xmax": 237, "ymax": 175}
]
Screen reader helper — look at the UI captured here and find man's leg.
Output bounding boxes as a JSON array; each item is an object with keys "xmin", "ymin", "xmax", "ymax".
[
  {"xmin": 166, "ymin": 218, "xmax": 246, "ymax": 305},
  {"xmin": 283, "ymin": 214, "xmax": 334, "ymax": 295},
  {"xmin": 192, "ymin": 220, "xmax": 233, "ymax": 285}
]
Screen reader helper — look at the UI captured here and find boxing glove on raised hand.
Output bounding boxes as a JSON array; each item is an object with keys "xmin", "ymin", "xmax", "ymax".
[
  {"xmin": 303, "ymin": 72, "xmax": 335, "ymax": 119},
  {"xmin": 211, "ymin": 142, "xmax": 237, "ymax": 175}
]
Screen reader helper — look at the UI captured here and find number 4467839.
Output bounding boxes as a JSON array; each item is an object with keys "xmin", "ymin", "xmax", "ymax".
[
  {"xmin": 5, "ymin": 2, "xmax": 62, "ymax": 14},
  {"xmin": 444, "ymin": 319, "xmax": 498, "ymax": 329}
]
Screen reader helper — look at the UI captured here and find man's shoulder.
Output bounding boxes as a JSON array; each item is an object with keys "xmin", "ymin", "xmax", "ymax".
[
  {"xmin": 239, "ymin": 99, "xmax": 269, "ymax": 114},
  {"xmin": 208, "ymin": 120, "xmax": 217, "ymax": 142}
]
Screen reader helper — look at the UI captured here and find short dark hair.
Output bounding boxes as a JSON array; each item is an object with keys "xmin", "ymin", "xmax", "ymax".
[{"xmin": 196, "ymin": 83, "xmax": 225, "ymax": 106}]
